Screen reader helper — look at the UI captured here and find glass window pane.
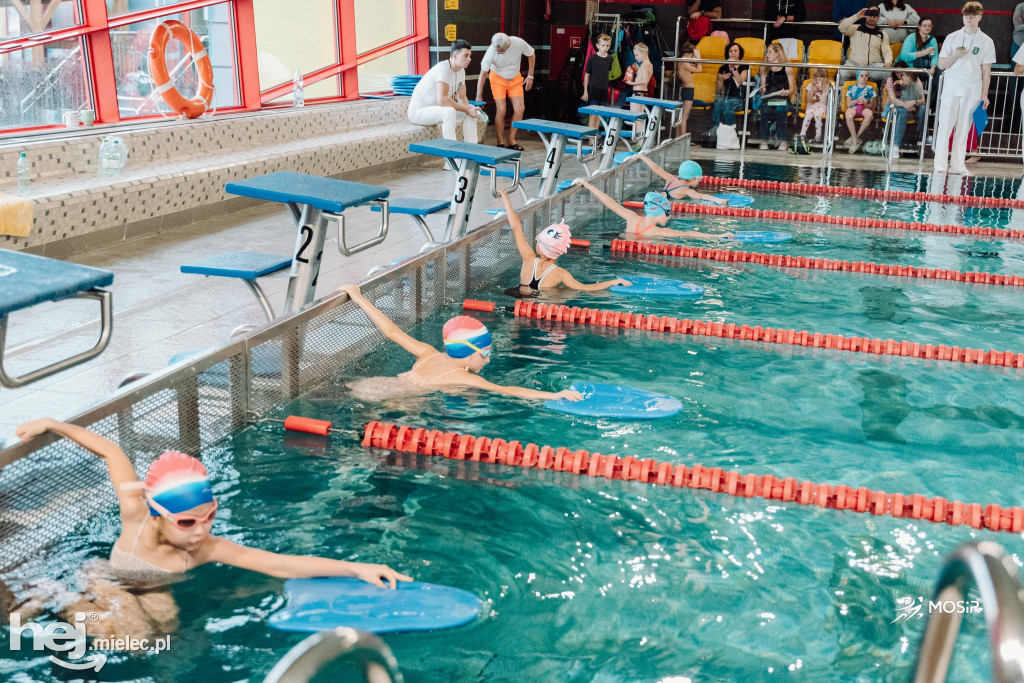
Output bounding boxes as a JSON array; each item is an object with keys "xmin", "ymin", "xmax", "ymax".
[
  {"xmin": 105, "ymin": 0, "xmax": 211, "ymax": 18},
  {"xmin": 0, "ymin": 0, "xmax": 83, "ymax": 41},
  {"xmin": 253, "ymin": 0, "xmax": 337, "ymax": 92},
  {"xmin": 266, "ymin": 75, "xmax": 340, "ymax": 103},
  {"xmin": 357, "ymin": 46, "xmax": 412, "ymax": 95},
  {"xmin": 0, "ymin": 36, "xmax": 91, "ymax": 131},
  {"xmin": 111, "ymin": 4, "xmax": 239, "ymax": 119},
  {"xmin": 353, "ymin": 0, "xmax": 410, "ymax": 55}
]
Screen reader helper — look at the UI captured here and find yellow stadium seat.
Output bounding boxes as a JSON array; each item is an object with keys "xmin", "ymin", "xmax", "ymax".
[
  {"xmin": 696, "ymin": 35, "xmax": 727, "ymax": 76},
  {"xmin": 735, "ymin": 37, "xmax": 765, "ymax": 77},
  {"xmin": 808, "ymin": 39, "xmax": 843, "ymax": 80},
  {"xmin": 692, "ymin": 73, "xmax": 718, "ymax": 111}
]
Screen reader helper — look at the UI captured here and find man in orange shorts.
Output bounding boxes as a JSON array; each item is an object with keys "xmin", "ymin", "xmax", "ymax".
[{"xmin": 475, "ymin": 32, "xmax": 536, "ymax": 150}]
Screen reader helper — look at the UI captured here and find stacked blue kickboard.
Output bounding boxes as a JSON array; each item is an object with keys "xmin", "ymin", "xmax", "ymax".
[{"xmin": 392, "ymin": 75, "xmax": 422, "ymax": 96}]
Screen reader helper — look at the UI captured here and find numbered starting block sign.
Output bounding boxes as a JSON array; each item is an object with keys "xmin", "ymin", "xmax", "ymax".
[
  {"xmin": 408, "ymin": 139, "xmax": 522, "ymax": 242},
  {"xmin": 225, "ymin": 172, "xmax": 390, "ymax": 313}
]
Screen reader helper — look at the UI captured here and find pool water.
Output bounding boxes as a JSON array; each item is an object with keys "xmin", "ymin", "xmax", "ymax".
[{"xmin": 5, "ymin": 163, "xmax": 1022, "ymax": 682}]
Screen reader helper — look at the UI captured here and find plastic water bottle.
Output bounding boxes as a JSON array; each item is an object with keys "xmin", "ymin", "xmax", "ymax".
[
  {"xmin": 476, "ymin": 108, "xmax": 489, "ymax": 124},
  {"xmin": 17, "ymin": 152, "xmax": 29, "ymax": 195},
  {"xmin": 99, "ymin": 139, "xmax": 122, "ymax": 178},
  {"xmin": 293, "ymin": 69, "xmax": 304, "ymax": 108}
]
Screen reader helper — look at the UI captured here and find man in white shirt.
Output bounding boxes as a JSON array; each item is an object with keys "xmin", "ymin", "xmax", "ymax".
[
  {"xmin": 474, "ymin": 33, "xmax": 536, "ymax": 150},
  {"xmin": 933, "ymin": 1, "xmax": 995, "ymax": 175},
  {"xmin": 408, "ymin": 40, "xmax": 480, "ymax": 143}
]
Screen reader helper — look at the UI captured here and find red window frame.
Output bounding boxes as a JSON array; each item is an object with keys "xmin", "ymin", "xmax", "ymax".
[{"xmin": 0, "ymin": 0, "xmax": 430, "ymax": 136}]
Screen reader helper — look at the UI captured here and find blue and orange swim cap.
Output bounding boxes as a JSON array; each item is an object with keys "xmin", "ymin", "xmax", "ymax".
[
  {"xmin": 442, "ymin": 316, "xmax": 492, "ymax": 359},
  {"xmin": 144, "ymin": 451, "xmax": 214, "ymax": 516}
]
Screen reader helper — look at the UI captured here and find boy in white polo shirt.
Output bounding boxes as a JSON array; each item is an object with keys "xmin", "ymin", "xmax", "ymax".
[{"xmin": 933, "ymin": 1, "xmax": 995, "ymax": 175}]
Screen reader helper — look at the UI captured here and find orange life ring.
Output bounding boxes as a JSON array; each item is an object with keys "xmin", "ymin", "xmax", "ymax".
[{"xmin": 148, "ymin": 20, "xmax": 215, "ymax": 119}]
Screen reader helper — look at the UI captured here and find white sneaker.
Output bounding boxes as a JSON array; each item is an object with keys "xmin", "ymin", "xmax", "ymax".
[
  {"xmin": 759, "ymin": 143, "xmax": 769, "ymax": 150},
  {"xmin": 889, "ymin": 146, "xmax": 900, "ymax": 159}
]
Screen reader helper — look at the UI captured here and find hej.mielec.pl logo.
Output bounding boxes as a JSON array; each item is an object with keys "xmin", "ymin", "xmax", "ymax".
[{"xmin": 9, "ymin": 611, "xmax": 172, "ymax": 671}]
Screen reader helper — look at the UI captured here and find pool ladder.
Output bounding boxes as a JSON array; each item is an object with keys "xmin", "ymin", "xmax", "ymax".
[
  {"xmin": 263, "ymin": 627, "xmax": 403, "ymax": 683},
  {"xmin": 911, "ymin": 541, "xmax": 1024, "ymax": 682}
]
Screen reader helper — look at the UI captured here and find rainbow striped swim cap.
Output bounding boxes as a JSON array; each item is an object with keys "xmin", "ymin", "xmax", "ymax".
[
  {"xmin": 536, "ymin": 223, "xmax": 572, "ymax": 259},
  {"xmin": 442, "ymin": 316, "xmax": 492, "ymax": 359},
  {"xmin": 643, "ymin": 192, "xmax": 672, "ymax": 217},
  {"xmin": 145, "ymin": 451, "xmax": 214, "ymax": 516}
]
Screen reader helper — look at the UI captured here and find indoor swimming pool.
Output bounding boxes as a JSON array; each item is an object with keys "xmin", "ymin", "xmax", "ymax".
[{"xmin": 3, "ymin": 161, "xmax": 1022, "ymax": 682}]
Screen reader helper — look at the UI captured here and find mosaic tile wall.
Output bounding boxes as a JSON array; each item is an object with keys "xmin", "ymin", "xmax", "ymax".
[{"xmin": 0, "ymin": 99, "xmax": 480, "ymax": 255}]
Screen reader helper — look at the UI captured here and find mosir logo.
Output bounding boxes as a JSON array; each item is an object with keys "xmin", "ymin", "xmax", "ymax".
[{"xmin": 891, "ymin": 596, "xmax": 983, "ymax": 623}]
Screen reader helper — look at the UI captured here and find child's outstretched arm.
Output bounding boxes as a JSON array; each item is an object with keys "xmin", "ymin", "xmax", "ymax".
[
  {"xmin": 676, "ymin": 186, "xmax": 727, "ymax": 205},
  {"xmin": 573, "ymin": 179, "xmax": 637, "ymax": 222},
  {"xmin": 339, "ymin": 285, "xmax": 435, "ymax": 358},
  {"xmin": 636, "ymin": 154, "xmax": 675, "ymax": 183},
  {"xmin": 556, "ymin": 269, "xmax": 631, "ymax": 291},
  {"xmin": 204, "ymin": 538, "xmax": 412, "ymax": 589},
  {"xmin": 456, "ymin": 373, "xmax": 584, "ymax": 402},
  {"xmin": 499, "ymin": 189, "xmax": 535, "ymax": 263},
  {"xmin": 16, "ymin": 419, "xmax": 147, "ymax": 521}
]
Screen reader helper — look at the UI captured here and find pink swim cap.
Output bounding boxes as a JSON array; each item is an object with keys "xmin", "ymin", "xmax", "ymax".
[
  {"xmin": 536, "ymin": 223, "xmax": 572, "ymax": 259},
  {"xmin": 442, "ymin": 316, "xmax": 492, "ymax": 359},
  {"xmin": 145, "ymin": 451, "xmax": 214, "ymax": 516}
]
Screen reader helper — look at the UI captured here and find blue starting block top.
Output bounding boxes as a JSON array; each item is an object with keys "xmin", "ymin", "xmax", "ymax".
[
  {"xmin": 626, "ymin": 96, "xmax": 683, "ymax": 110},
  {"xmin": 370, "ymin": 198, "xmax": 450, "ymax": 215},
  {"xmin": 409, "ymin": 139, "xmax": 520, "ymax": 165},
  {"xmin": 468, "ymin": 100, "xmax": 486, "ymax": 107},
  {"xmin": 513, "ymin": 118, "xmax": 600, "ymax": 138},
  {"xmin": 578, "ymin": 106, "xmax": 648, "ymax": 122},
  {"xmin": 225, "ymin": 172, "xmax": 389, "ymax": 214},
  {"xmin": 180, "ymin": 252, "xmax": 291, "ymax": 280},
  {"xmin": 0, "ymin": 249, "xmax": 114, "ymax": 317},
  {"xmin": 480, "ymin": 167, "xmax": 541, "ymax": 178}
]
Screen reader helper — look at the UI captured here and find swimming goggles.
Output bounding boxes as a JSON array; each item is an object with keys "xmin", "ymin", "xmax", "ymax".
[
  {"xmin": 456, "ymin": 340, "xmax": 491, "ymax": 358},
  {"xmin": 148, "ymin": 497, "xmax": 218, "ymax": 529}
]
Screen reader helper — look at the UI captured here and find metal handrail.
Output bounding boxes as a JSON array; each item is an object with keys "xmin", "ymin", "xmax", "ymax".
[
  {"xmin": 911, "ymin": 541, "xmax": 1024, "ymax": 683},
  {"xmin": 263, "ymin": 628, "xmax": 403, "ymax": 683}
]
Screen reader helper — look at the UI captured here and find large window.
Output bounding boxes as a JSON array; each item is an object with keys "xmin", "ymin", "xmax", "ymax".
[{"xmin": 0, "ymin": 0, "xmax": 428, "ymax": 134}]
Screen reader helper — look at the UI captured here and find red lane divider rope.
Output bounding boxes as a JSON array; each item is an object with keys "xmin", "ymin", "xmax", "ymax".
[
  {"xmin": 462, "ymin": 299, "xmax": 1024, "ymax": 369},
  {"xmin": 360, "ymin": 420, "xmax": 1024, "ymax": 534},
  {"xmin": 703, "ymin": 176, "xmax": 1024, "ymax": 210},
  {"xmin": 619, "ymin": 200, "xmax": 1024, "ymax": 240},
  {"xmin": 608, "ymin": 239, "xmax": 1024, "ymax": 289}
]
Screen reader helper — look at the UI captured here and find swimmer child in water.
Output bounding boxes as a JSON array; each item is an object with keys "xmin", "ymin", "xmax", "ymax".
[
  {"xmin": 572, "ymin": 179, "xmax": 733, "ymax": 240},
  {"xmin": 341, "ymin": 284, "xmax": 583, "ymax": 402},
  {"xmin": 498, "ymin": 188, "xmax": 630, "ymax": 293},
  {"xmin": 635, "ymin": 156, "xmax": 727, "ymax": 204},
  {"xmin": 14, "ymin": 418, "xmax": 412, "ymax": 640}
]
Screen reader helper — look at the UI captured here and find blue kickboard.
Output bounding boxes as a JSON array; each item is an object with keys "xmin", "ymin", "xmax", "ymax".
[
  {"xmin": 545, "ymin": 382, "xmax": 683, "ymax": 419},
  {"xmin": 269, "ymin": 577, "xmax": 482, "ymax": 634},
  {"xmin": 0, "ymin": 249, "xmax": 114, "ymax": 317},
  {"xmin": 614, "ymin": 151, "xmax": 637, "ymax": 165},
  {"xmin": 226, "ymin": 172, "xmax": 389, "ymax": 214},
  {"xmin": 702, "ymin": 193, "xmax": 755, "ymax": 207},
  {"xmin": 610, "ymin": 276, "xmax": 704, "ymax": 298},
  {"xmin": 180, "ymin": 252, "xmax": 291, "ymax": 279},
  {"xmin": 513, "ymin": 118, "xmax": 599, "ymax": 138},
  {"xmin": 557, "ymin": 180, "xmax": 574, "ymax": 191},
  {"xmin": 729, "ymin": 231, "xmax": 793, "ymax": 243},
  {"xmin": 409, "ymin": 139, "xmax": 521, "ymax": 165}
]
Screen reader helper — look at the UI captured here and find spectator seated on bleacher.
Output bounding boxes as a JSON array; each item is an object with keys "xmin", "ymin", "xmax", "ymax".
[
  {"xmin": 839, "ymin": 5, "xmax": 893, "ymax": 82},
  {"xmin": 843, "ymin": 70, "xmax": 878, "ymax": 153},
  {"xmin": 711, "ymin": 43, "xmax": 749, "ymax": 128},
  {"xmin": 882, "ymin": 61, "xmax": 925, "ymax": 158}
]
